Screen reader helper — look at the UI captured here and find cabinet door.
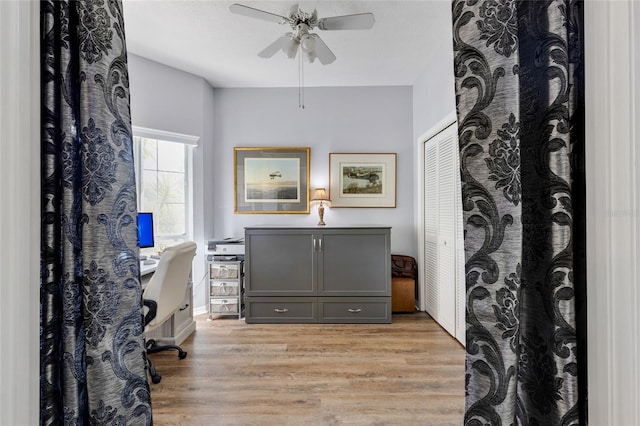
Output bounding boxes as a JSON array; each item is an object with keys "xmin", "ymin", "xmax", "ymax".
[
  {"xmin": 319, "ymin": 229, "xmax": 390, "ymax": 296},
  {"xmin": 245, "ymin": 230, "xmax": 316, "ymax": 296}
]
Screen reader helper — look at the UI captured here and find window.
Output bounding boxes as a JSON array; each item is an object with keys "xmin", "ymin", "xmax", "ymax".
[{"xmin": 134, "ymin": 135, "xmax": 192, "ymax": 251}]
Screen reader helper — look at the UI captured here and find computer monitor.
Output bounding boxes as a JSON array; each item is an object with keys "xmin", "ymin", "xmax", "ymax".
[{"xmin": 137, "ymin": 212, "xmax": 155, "ymax": 248}]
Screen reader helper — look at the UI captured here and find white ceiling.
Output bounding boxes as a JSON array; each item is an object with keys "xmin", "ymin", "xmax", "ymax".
[{"xmin": 122, "ymin": 0, "xmax": 453, "ymax": 88}]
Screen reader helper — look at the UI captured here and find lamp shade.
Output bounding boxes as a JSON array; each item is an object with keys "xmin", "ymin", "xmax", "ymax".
[{"xmin": 311, "ymin": 188, "xmax": 329, "ymax": 202}]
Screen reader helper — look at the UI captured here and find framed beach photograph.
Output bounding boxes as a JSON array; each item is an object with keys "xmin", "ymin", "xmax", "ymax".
[
  {"xmin": 329, "ymin": 153, "xmax": 397, "ymax": 208},
  {"xmin": 234, "ymin": 147, "xmax": 310, "ymax": 214}
]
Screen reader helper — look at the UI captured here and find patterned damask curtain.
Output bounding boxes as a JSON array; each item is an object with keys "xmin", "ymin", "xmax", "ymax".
[
  {"xmin": 452, "ymin": 0, "xmax": 586, "ymax": 424},
  {"xmin": 40, "ymin": 0, "xmax": 152, "ymax": 423}
]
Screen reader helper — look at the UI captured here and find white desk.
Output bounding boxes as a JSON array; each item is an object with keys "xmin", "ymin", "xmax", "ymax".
[
  {"xmin": 141, "ymin": 260, "xmax": 196, "ymax": 345},
  {"xmin": 140, "ymin": 261, "xmax": 157, "ymax": 277}
]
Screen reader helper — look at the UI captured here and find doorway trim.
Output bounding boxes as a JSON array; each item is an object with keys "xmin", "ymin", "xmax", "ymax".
[{"xmin": 585, "ymin": 1, "xmax": 639, "ymax": 424}]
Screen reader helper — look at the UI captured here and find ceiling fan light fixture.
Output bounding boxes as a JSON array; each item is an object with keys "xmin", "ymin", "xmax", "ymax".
[
  {"xmin": 300, "ymin": 33, "xmax": 316, "ymax": 52},
  {"xmin": 283, "ymin": 36, "xmax": 299, "ymax": 59},
  {"xmin": 303, "ymin": 49, "xmax": 317, "ymax": 63}
]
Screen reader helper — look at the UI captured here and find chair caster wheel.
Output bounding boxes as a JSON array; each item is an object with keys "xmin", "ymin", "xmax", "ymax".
[
  {"xmin": 151, "ymin": 374, "xmax": 161, "ymax": 384},
  {"xmin": 178, "ymin": 350, "xmax": 187, "ymax": 360}
]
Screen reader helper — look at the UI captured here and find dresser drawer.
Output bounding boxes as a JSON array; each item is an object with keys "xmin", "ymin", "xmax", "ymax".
[
  {"xmin": 245, "ymin": 297, "xmax": 316, "ymax": 323},
  {"xmin": 318, "ymin": 297, "xmax": 391, "ymax": 323},
  {"xmin": 173, "ymin": 297, "xmax": 193, "ymax": 331}
]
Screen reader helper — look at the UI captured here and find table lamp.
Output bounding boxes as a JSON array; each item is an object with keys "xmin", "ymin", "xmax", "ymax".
[{"xmin": 311, "ymin": 187, "xmax": 331, "ymax": 226}]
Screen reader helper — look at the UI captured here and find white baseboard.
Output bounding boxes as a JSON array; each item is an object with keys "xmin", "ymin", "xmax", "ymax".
[{"xmin": 193, "ymin": 305, "xmax": 208, "ymax": 317}]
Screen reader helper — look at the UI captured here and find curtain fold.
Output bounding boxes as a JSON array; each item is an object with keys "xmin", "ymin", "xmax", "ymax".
[
  {"xmin": 452, "ymin": 0, "xmax": 586, "ymax": 424},
  {"xmin": 40, "ymin": 0, "xmax": 152, "ymax": 423}
]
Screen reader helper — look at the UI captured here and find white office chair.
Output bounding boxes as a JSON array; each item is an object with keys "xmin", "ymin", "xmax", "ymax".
[{"xmin": 142, "ymin": 240, "xmax": 197, "ymax": 384}]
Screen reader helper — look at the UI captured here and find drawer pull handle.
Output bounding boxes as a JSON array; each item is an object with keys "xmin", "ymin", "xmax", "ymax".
[
  {"xmin": 348, "ymin": 308, "xmax": 362, "ymax": 313},
  {"xmin": 274, "ymin": 308, "xmax": 289, "ymax": 313},
  {"xmin": 179, "ymin": 304, "xmax": 189, "ymax": 311}
]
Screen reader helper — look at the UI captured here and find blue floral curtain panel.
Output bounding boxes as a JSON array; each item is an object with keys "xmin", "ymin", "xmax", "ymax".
[
  {"xmin": 452, "ymin": 0, "xmax": 586, "ymax": 424},
  {"xmin": 41, "ymin": 0, "xmax": 152, "ymax": 423}
]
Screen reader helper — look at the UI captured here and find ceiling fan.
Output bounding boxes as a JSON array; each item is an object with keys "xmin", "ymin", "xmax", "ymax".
[{"xmin": 229, "ymin": 3, "xmax": 376, "ymax": 65}]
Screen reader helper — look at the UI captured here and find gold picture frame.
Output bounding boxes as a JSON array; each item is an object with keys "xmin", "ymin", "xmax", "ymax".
[
  {"xmin": 234, "ymin": 147, "xmax": 310, "ymax": 214},
  {"xmin": 329, "ymin": 153, "xmax": 397, "ymax": 208}
]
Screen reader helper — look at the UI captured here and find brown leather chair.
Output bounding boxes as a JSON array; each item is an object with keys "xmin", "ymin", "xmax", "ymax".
[{"xmin": 391, "ymin": 255, "xmax": 417, "ymax": 312}]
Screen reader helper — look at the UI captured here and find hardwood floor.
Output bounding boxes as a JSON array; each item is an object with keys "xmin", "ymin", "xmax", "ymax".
[{"xmin": 148, "ymin": 312, "xmax": 465, "ymax": 425}]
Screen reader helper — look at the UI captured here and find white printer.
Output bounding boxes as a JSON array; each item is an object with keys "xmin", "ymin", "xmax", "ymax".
[{"xmin": 205, "ymin": 237, "xmax": 245, "ymax": 261}]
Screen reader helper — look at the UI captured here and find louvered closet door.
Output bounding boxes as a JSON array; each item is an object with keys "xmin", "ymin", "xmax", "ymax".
[
  {"xmin": 436, "ymin": 132, "xmax": 457, "ymax": 336},
  {"xmin": 422, "ymin": 120, "xmax": 465, "ymax": 343},
  {"xmin": 423, "ymin": 142, "xmax": 439, "ymax": 321}
]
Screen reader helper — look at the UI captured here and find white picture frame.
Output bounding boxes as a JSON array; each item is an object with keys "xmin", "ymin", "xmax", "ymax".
[{"xmin": 329, "ymin": 153, "xmax": 397, "ymax": 208}]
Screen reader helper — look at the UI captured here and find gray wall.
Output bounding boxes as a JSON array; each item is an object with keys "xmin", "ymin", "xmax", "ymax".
[
  {"xmin": 211, "ymin": 86, "xmax": 416, "ymax": 257},
  {"xmin": 412, "ymin": 50, "xmax": 456, "ymax": 143},
  {"xmin": 128, "ymin": 53, "xmax": 214, "ymax": 310},
  {"xmin": 411, "ymin": 1, "xmax": 456, "ymax": 262},
  {"xmin": 129, "ymin": 54, "xmax": 205, "ymax": 135},
  {"xmin": 411, "ymin": 0, "xmax": 455, "ymax": 141}
]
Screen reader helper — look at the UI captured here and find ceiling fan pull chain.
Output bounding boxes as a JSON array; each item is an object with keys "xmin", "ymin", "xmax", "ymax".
[
  {"xmin": 298, "ymin": 52, "xmax": 305, "ymax": 109},
  {"xmin": 298, "ymin": 53, "xmax": 301, "ymax": 108}
]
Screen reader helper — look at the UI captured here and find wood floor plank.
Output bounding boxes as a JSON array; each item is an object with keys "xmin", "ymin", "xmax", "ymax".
[{"xmin": 148, "ymin": 312, "xmax": 464, "ymax": 425}]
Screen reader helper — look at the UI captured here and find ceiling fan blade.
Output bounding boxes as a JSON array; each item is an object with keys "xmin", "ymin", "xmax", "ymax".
[
  {"xmin": 258, "ymin": 35, "xmax": 293, "ymax": 58},
  {"xmin": 287, "ymin": 4, "xmax": 299, "ymax": 18},
  {"xmin": 310, "ymin": 34, "xmax": 336, "ymax": 65},
  {"xmin": 317, "ymin": 13, "xmax": 375, "ymax": 31},
  {"xmin": 229, "ymin": 3, "xmax": 288, "ymax": 24}
]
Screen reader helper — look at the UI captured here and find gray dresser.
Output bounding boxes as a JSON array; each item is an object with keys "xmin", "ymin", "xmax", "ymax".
[{"xmin": 244, "ymin": 226, "xmax": 391, "ymax": 323}]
